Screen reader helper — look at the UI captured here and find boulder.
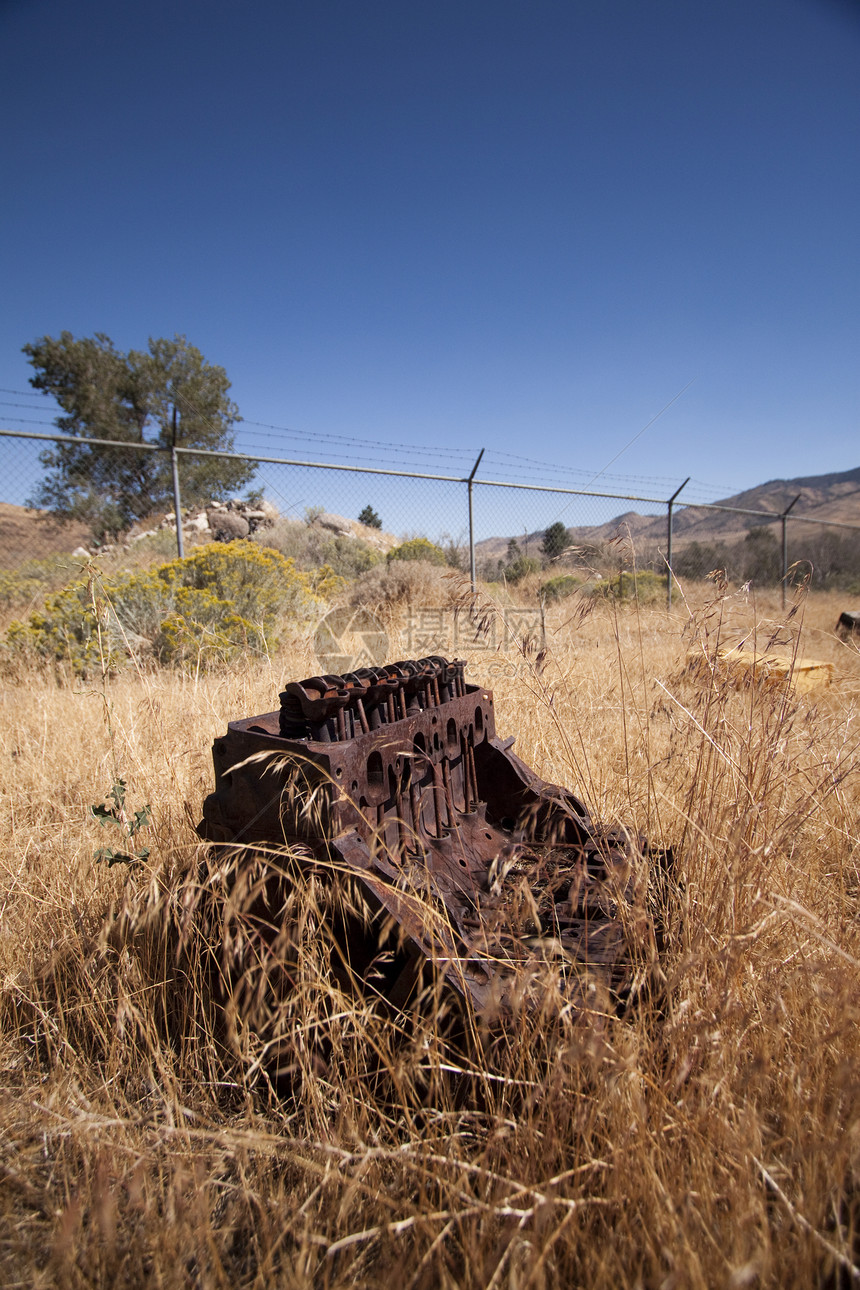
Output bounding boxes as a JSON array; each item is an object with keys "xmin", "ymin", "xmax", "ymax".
[
  {"xmin": 207, "ymin": 508, "xmax": 251, "ymax": 542},
  {"xmin": 314, "ymin": 511, "xmax": 355, "ymax": 538}
]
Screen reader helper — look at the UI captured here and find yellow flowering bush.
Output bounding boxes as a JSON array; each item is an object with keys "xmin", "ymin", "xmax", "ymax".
[
  {"xmin": 0, "ymin": 554, "xmax": 87, "ymax": 611},
  {"xmin": 302, "ymin": 562, "xmax": 347, "ymax": 600},
  {"xmin": 4, "ymin": 542, "xmax": 324, "ymax": 674}
]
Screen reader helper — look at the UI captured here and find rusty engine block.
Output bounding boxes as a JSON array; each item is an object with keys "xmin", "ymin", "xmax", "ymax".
[{"xmin": 198, "ymin": 656, "xmax": 667, "ymax": 1018}]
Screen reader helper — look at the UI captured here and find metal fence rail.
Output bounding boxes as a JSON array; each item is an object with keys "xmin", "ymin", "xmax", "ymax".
[{"xmin": 2, "ymin": 426, "xmax": 859, "ymax": 609}]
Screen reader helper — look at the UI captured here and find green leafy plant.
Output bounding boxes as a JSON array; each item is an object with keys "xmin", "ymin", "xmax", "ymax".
[
  {"xmin": 386, "ymin": 537, "xmax": 447, "ymax": 566},
  {"xmin": 589, "ymin": 567, "xmax": 665, "ymax": 602},
  {"xmin": 90, "ymin": 778, "xmax": 151, "ymax": 867},
  {"xmin": 540, "ymin": 573, "xmax": 581, "ymax": 602},
  {"xmin": 260, "ymin": 519, "xmax": 382, "ymax": 579},
  {"xmin": 503, "ymin": 554, "xmax": 541, "ymax": 584}
]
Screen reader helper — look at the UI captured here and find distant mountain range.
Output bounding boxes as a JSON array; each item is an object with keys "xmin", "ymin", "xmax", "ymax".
[{"xmin": 475, "ymin": 466, "xmax": 860, "ymax": 561}]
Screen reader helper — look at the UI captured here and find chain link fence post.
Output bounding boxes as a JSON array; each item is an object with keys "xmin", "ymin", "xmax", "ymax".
[
  {"xmin": 171, "ymin": 407, "xmax": 184, "ymax": 559},
  {"xmin": 780, "ymin": 494, "xmax": 800, "ymax": 609},
  {"xmin": 467, "ymin": 449, "xmax": 484, "ymax": 592},
  {"xmin": 666, "ymin": 478, "xmax": 689, "ymax": 611}
]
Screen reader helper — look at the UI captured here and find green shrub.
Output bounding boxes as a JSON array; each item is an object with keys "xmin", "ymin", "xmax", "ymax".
[
  {"xmin": 314, "ymin": 534, "xmax": 382, "ymax": 578},
  {"xmin": 4, "ymin": 542, "xmax": 324, "ymax": 675},
  {"xmin": 386, "ymin": 537, "xmax": 447, "ymax": 566},
  {"xmin": 540, "ymin": 574, "xmax": 581, "ymax": 602},
  {"xmin": 589, "ymin": 568, "xmax": 665, "ymax": 603},
  {"xmin": 504, "ymin": 555, "xmax": 541, "ymax": 584},
  {"xmin": 257, "ymin": 520, "xmax": 382, "ymax": 579}
]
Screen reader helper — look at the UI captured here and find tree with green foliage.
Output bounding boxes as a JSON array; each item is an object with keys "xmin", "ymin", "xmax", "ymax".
[
  {"xmin": 358, "ymin": 505, "xmax": 382, "ymax": 529},
  {"xmin": 496, "ymin": 537, "xmax": 540, "ymax": 583},
  {"xmin": 504, "ymin": 554, "xmax": 541, "ymax": 584},
  {"xmin": 24, "ymin": 332, "xmax": 255, "ymax": 541},
  {"xmin": 541, "ymin": 521, "xmax": 569, "ymax": 561}
]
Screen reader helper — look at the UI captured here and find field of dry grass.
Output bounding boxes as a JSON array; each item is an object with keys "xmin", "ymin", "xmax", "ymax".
[{"xmin": 2, "ymin": 579, "xmax": 860, "ymax": 1287}]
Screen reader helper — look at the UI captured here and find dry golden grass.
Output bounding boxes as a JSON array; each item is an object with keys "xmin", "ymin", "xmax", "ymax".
[{"xmin": 2, "ymin": 580, "xmax": 860, "ymax": 1287}]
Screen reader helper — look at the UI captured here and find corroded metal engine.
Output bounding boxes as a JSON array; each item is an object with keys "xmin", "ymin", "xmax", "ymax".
[{"xmin": 198, "ymin": 656, "xmax": 666, "ymax": 1016}]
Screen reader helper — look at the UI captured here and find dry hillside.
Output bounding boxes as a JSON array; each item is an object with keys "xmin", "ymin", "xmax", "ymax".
[
  {"xmin": 0, "ymin": 502, "xmax": 90, "ymax": 567},
  {"xmin": 475, "ymin": 464, "xmax": 860, "ymax": 559}
]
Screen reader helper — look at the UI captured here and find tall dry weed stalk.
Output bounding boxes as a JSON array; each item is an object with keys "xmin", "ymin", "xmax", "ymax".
[{"xmin": 1, "ymin": 581, "xmax": 859, "ymax": 1286}]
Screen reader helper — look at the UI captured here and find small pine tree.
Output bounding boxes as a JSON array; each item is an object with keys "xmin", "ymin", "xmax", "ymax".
[
  {"xmin": 358, "ymin": 505, "xmax": 382, "ymax": 529},
  {"xmin": 541, "ymin": 521, "xmax": 569, "ymax": 561}
]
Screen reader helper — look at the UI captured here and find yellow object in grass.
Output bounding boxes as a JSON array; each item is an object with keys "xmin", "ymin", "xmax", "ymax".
[{"xmin": 686, "ymin": 645, "xmax": 833, "ymax": 693}]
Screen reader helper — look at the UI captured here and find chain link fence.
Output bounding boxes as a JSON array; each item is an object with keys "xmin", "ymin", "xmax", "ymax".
[{"xmin": 2, "ymin": 428, "xmax": 860, "ymax": 612}]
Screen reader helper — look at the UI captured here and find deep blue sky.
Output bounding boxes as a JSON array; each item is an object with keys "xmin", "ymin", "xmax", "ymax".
[{"xmin": 1, "ymin": 0, "xmax": 858, "ymax": 517}]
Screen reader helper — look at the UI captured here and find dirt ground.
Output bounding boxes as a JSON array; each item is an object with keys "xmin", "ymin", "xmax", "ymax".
[{"xmin": 0, "ymin": 501, "xmax": 90, "ymax": 567}]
